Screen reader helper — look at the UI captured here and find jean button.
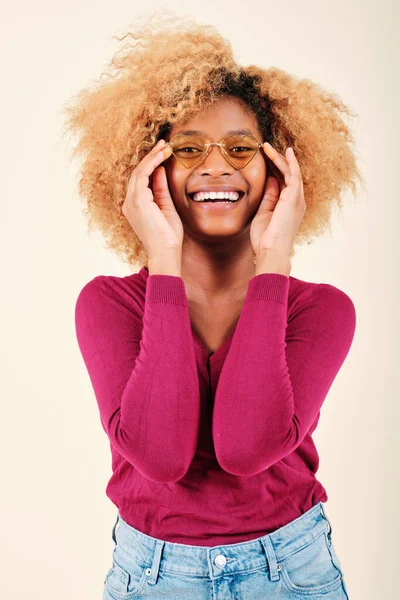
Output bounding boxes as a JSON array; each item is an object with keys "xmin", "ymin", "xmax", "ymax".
[{"xmin": 214, "ymin": 554, "xmax": 227, "ymax": 568}]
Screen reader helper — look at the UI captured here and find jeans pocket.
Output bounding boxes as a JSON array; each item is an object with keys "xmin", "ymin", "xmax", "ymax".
[
  {"xmin": 104, "ymin": 546, "xmax": 148, "ymax": 599},
  {"xmin": 279, "ymin": 529, "xmax": 344, "ymax": 595},
  {"xmin": 325, "ymin": 531, "xmax": 351, "ymax": 599}
]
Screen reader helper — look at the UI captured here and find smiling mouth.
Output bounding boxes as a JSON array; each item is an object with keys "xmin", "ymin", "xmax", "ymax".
[{"xmin": 187, "ymin": 191, "xmax": 245, "ymax": 203}]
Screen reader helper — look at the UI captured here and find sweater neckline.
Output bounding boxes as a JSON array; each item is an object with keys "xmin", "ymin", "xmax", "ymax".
[{"xmin": 139, "ymin": 265, "xmax": 233, "ymax": 360}]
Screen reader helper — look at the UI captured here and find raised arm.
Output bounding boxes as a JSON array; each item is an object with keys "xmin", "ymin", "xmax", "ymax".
[
  {"xmin": 212, "ymin": 273, "xmax": 356, "ymax": 476},
  {"xmin": 75, "ymin": 274, "xmax": 200, "ymax": 483}
]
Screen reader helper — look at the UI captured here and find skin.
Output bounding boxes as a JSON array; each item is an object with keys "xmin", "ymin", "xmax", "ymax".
[{"xmin": 163, "ymin": 96, "xmax": 269, "ymax": 301}]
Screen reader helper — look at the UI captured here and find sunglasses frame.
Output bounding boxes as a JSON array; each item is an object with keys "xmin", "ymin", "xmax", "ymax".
[{"xmin": 165, "ymin": 133, "xmax": 263, "ymax": 170}]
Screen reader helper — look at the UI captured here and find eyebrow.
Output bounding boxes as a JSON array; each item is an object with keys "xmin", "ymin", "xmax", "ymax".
[{"xmin": 176, "ymin": 128, "xmax": 255, "ymax": 137}]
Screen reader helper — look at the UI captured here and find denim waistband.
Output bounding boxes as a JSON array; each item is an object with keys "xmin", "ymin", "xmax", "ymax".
[{"xmin": 111, "ymin": 501, "xmax": 333, "ymax": 586}]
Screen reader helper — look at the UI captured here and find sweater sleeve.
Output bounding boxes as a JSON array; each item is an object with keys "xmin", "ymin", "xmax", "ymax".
[
  {"xmin": 74, "ymin": 274, "xmax": 200, "ymax": 483},
  {"xmin": 212, "ymin": 273, "xmax": 356, "ymax": 477}
]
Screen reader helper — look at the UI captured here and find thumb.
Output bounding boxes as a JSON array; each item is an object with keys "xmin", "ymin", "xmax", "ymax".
[{"xmin": 152, "ymin": 166, "xmax": 175, "ymax": 210}]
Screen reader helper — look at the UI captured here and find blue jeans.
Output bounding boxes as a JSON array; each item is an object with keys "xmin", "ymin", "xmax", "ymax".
[{"xmin": 103, "ymin": 500, "xmax": 350, "ymax": 599}]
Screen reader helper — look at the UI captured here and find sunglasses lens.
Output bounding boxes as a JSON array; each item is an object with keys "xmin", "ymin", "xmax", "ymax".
[
  {"xmin": 223, "ymin": 135, "xmax": 258, "ymax": 167},
  {"xmin": 168, "ymin": 134, "xmax": 259, "ymax": 168},
  {"xmin": 169, "ymin": 134, "xmax": 207, "ymax": 167}
]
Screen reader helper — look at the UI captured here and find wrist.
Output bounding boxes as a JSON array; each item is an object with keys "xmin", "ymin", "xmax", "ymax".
[
  {"xmin": 148, "ymin": 250, "xmax": 182, "ymax": 276},
  {"xmin": 254, "ymin": 250, "xmax": 291, "ymax": 277}
]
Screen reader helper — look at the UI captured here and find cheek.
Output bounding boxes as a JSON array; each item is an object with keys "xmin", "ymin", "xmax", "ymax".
[{"xmin": 245, "ymin": 157, "xmax": 267, "ymax": 198}]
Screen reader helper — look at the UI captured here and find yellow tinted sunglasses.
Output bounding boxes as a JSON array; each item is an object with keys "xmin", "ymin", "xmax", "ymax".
[{"xmin": 165, "ymin": 133, "xmax": 263, "ymax": 169}]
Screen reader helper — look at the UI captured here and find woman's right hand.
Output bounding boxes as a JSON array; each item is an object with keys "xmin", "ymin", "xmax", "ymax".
[{"xmin": 121, "ymin": 139, "xmax": 183, "ymax": 259}]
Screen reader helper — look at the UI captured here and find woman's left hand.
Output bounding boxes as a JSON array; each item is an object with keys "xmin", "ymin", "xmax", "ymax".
[{"xmin": 250, "ymin": 143, "xmax": 306, "ymax": 259}]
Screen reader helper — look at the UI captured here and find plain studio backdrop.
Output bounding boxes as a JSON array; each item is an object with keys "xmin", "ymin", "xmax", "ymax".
[{"xmin": 1, "ymin": 1, "xmax": 398, "ymax": 599}]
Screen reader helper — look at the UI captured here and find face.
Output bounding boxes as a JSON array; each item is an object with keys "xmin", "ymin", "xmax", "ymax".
[{"xmin": 163, "ymin": 96, "xmax": 268, "ymax": 245}]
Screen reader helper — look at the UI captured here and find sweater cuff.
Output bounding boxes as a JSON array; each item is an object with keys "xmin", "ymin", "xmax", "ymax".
[
  {"xmin": 246, "ymin": 273, "xmax": 290, "ymax": 304},
  {"xmin": 146, "ymin": 274, "xmax": 188, "ymax": 306}
]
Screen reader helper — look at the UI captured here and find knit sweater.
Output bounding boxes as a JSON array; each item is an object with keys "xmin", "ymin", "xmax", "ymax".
[{"xmin": 74, "ymin": 266, "xmax": 356, "ymax": 545}]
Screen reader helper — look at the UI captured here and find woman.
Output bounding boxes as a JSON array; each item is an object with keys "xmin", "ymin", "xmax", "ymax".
[{"xmin": 64, "ymin": 11, "xmax": 361, "ymax": 599}]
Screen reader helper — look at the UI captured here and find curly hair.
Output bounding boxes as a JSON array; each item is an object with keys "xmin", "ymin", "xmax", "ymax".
[{"xmin": 61, "ymin": 10, "xmax": 364, "ymax": 269}]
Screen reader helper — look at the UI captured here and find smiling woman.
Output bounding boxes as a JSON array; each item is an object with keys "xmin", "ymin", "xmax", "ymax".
[
  {"xmin": 61, "ymin": 11, "xmax": 363, "ymax": 271},
  {"xmin": 66, "ymin": 9, "xmax": 359, "ymax": 600}
]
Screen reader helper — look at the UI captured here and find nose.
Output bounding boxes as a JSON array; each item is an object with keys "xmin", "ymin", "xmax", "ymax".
[{"xmin": 195, "ymin": 144, "xmax": 235, "ymax": 174}]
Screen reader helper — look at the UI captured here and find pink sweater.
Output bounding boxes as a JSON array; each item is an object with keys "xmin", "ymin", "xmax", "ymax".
[{"xmin": 75, "ymin": 266, "xmax": 356, "ymax": 545}]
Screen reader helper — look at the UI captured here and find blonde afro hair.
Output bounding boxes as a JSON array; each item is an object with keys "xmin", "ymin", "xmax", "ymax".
[{"xmin": 61, "ymin": 10, "xmax": 364, "ymax": 269}]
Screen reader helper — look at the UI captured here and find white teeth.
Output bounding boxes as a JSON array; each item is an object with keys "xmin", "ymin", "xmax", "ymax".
[{"xmin": 192, "ymin": 191, "xmax": 241, "ymax": 202}]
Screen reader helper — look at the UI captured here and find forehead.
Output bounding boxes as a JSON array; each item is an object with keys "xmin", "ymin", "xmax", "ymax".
[{"xmin": 169, "ymin": 97, "xmax": 260, "ymax": 139}]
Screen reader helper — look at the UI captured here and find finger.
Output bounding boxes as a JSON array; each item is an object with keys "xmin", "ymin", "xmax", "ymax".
[
  {"xmin": 140, "ymin": 145, "xmax": 172, "ymax": 176},
  {"xmin": 263, "ymin": 142, "xmax": 290, "ymax": 181},
  {"xmin": 285, "ymin": 147, "xmax": 303, "ymax": 185},
  {"xmin": 122, "ymin": 141, "xmax": 170, "ymax": 215},
  {"xmin": 141, "ymin": 139, "xmax": 166, "ymax": 164},
  {"xmin": 129, "ymin": 139, "xmax": 166, "ymax": 181},
  {"xmin": 132, "ymin": 145, "xmax": 172, "ymax": 191}
]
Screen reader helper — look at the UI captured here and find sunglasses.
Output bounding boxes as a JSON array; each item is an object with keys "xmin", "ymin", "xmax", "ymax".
[{"xmin": 165, "ymin": 133, "xmax": 263, "ymax": 170}]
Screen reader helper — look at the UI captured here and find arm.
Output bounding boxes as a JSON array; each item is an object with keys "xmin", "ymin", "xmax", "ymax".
[
  {"xmin": 75, "ymin": 274, "xmax": 200, "ymax": 483},
  {"xmin": 212, "ymin": 273, "xmax": 356, "ymax": 476}
]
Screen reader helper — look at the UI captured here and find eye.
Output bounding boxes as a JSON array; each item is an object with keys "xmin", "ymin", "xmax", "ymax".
[
  {"xmin": 230, "ymin": 146, "xmax": 253, "ymax": 153},
  {"xmin": 175, "ymin": 146, "xmax": 202, "ymax": 154}
]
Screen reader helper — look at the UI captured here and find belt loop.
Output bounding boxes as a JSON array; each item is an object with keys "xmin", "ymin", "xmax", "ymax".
[
  {"xmin": 146, "ymin": 539, "xmax": 165, "ymax": 586},
  {"xmin": 260, "ymin": 535, "xmax": 281, "ymax": 582},
  {"xmin": 111, "ymin": 514, "xmax": 120, "ymax": 544},
  {"xmin": 320, "ymin": 502, "xmax": 332, "ymax": 537}
]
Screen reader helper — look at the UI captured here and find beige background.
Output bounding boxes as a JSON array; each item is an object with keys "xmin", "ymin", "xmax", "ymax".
[{"xmin": 1, "ymin": 1, "xmax": 398, "ymax": 598}]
